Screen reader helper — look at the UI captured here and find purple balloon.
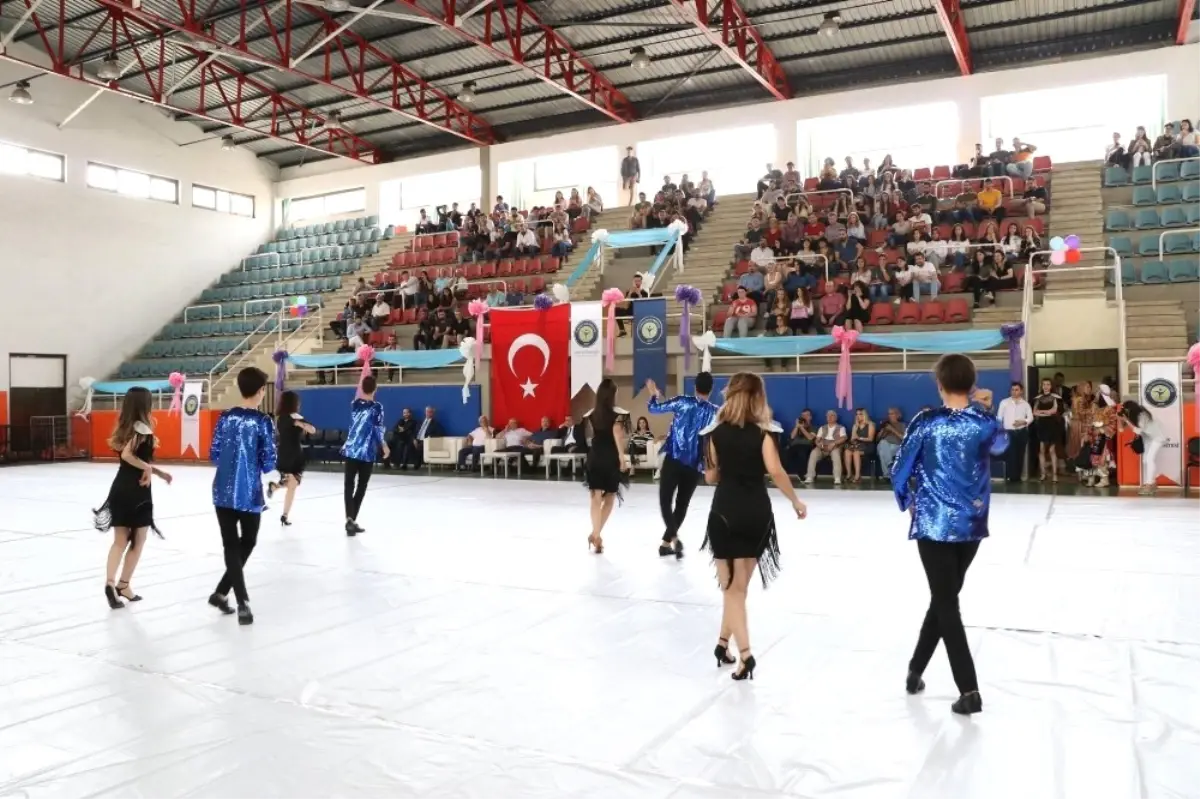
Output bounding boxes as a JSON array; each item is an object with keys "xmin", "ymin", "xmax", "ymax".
[{"xmin": 1064, "ymin": 234, "xmax": 1080, "ymax": 250}]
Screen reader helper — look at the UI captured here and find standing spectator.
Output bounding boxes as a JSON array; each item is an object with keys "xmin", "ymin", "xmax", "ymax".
[
  {"xmin": 996, "ymin": 382, "xmax": 1033, "ymax": 482},
  {"xmin": 805, "ymin": 410, "xmax": 847, "ymax": 485},
  {"xmin": 786, "ymin": 410, "xmax": 817, "ymax": 475},
  {"xmin": 1007, "ymin": 137, "xmax": 1037, "ymax": 178},
  {"xmin": 620, "ymin": 147, "xmax": 640, "ymax": 206},
  {"xmin": 876, "ymin": 407, "xmax": 907, "ymax": 475},
  {"xmin": 723, "ymin": 287, "xmax": 758, "ymax": 338},
  {"xmin": 456, "ymin": 415, "xmax": 493, "ymax": 471}
]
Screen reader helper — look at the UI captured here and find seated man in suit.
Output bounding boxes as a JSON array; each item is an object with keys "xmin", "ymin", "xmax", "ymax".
[
  {"xmin": 524, "ymin": 416, "xmax": 559, "ymax": 470},
  {"xmin": 386, "ymin": 407, "xmax": 417, "ymax": 469},
  {"xmin": 412, "ymin": 405, "xmax": 445, "ymax": 467},
  {"xmin": 550, "ymin": 414, "xmax": 588, "ymax": 455}
]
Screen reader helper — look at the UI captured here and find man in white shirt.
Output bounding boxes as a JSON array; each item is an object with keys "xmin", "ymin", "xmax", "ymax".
[
  {"xmin": 750, "ymin": 242, "xmax": 774, "ymax": 270},
  {"xmin": 370, "ymin": 297, "xmax": 390, "ymax": 330},
  {"xmin": 399, "ymin": 270, "xmax": 420, "ymax": 309},
  {"xmin": 345, "ymin": 316, "xmax": 367, "ymax": 349},
  {"xmin": 498, "ymin": 418, "xmax": 533, "ymax": 470},
  {"xmin": 456, "ymin": 415, "xmax": 493, "ymax": 471},
  {"xmin": 804, "ymin": 410, "xmax": 847, "ymax": 485},
  {"xmin": 514, "ymin": 225, "xmax": 539, "ymax": 257},
  {"xmin": 907, "ymin": 254, "xmax": 939, "ymax": 303},
  {"xmin": 996, "ymin": 382, "xmax": 1033, "ymax": 482}
]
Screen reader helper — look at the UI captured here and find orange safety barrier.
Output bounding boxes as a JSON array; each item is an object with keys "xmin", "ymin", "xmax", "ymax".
[{"xmin": 1116, "ymin": 401, "xmax": 1197, "ymax": 486}]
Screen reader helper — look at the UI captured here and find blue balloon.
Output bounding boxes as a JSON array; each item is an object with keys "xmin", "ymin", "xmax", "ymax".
[{"xmin": 1049, "ymin": 236, "xmax": 1066, "ymax": 251}]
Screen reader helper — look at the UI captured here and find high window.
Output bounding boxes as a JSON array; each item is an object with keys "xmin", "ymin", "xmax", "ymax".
[
  {"xmin": 798, "ymin": 103, "xmax": 958, "ymax": 178},
  {"xmin": 0, "ymin": 140, "xmax": 65, "ymax": 182},
  {"xmin": 289, "ymin": 187, "xmax": 366, "ymax": 221},
  {"xmin": 193, "ymin": 184, "xmax": 255, "ymax": 217},
  {"xmin": 86, "ymin": 162, "xmax": 178, "ymax": 203}
]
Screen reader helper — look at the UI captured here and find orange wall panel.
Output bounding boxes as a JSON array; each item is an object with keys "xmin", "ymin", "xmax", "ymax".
[
  {"xmin": 1117, "ymin": 402, "xmax": 1196, "ymax": 486},
  {"xmin": 88, "ymin": 409, "xmax": 219, "ymax": 460}
]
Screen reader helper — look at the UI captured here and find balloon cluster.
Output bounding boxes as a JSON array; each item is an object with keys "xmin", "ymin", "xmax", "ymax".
[
  {"xmin": 1049, "ymin": 234, "xmax": 1081, "ymax": 266},
  {"xmin": 289, "ymin": 295, "xmax": 309, "ymax": 317}
]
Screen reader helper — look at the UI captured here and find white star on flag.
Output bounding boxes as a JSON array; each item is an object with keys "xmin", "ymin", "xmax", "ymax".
[{"xmin": 520, "ymin": 378, "xmax": 538, "ymax": 397}]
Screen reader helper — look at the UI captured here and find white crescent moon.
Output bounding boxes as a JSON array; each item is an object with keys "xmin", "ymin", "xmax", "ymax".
[{"xmin": 508, "ymin": 333, "xmax": 550, "ymax": 377}]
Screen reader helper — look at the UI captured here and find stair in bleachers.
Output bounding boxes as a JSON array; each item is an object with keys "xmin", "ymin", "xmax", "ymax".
[
  {"xmin": 1124, "ymin": 299, "xmax": 1193, "ymax": 399},
  {"xmin": 1042, "ymin": 161, "xmax": 1107, "ymax": 295}
]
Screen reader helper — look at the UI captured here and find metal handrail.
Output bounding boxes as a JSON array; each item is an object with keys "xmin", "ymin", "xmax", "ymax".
[
  {"xmin": 1151, "ymin": 156, "xmax": 1200, "ymax": 190},
  {"xmin": 183, "ymin": 303, "xmax": 223, "ymax": 322},
  {"xmin": 783, "ymin": 188, "xmax": 854, "ymax": 209},
  {"xmin": 1157, "ymin": 227, "xmax": 1200, "ymax": 258},
  {"xmin": 244, "ymin": 298, "xmax": 286, "ymax": 319},
  {"xmin": 934, "ymin": 176, "xmax": 1014, "ymax": 199},
  {"xmin": 207, "ymin": 311, "xmax": 284, "ymax": 403}
]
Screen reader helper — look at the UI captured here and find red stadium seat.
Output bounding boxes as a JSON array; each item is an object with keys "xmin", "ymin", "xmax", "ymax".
[
  {"xmin": 415, "ymin": 235, "xmax": 432, "ymax": 250},
  {"xmin": 1025, "ymin": 217, "xmax": 1045, "ymax": 235},
  {"xmin": 932, "ymin": 165, "xmax": 952, "ymax": 180},
  {"xmin": 453, "ymin": 265, "xmax": 466, "ymax": 279},
  {"xmin": 867, "ymin": 229, "xmax": 888, "ymax": 248},
  {"xmin": 465, "ymin": 263, "xmax": 482, "ymax": 280},
  {"xmin": 511, "ymin": 258, "xmax": 528, "ymax": 276},
  {"xmin": 720, "ymin": 282, "xmax": 736, "ymax": 302},
  {"xmin": 944, "ymin": 298, "xmax": 971, "ymax": 322},
  {"xmin": 1032, "ymin": 156, "xmax": 1052, "ymax": 172},
  {"xmin": 511, "ymin": 279, "xmax": 527, "ymax": 294},
  {"xmin": 869, "ymin": 301, "xmax": 895, "ymax": 326},
  {"xmin": 403, "ymin": 307, "xmax": 418, "ymax": 324},
  {"xmin": 571, "ymin": 217, "xmax": 589, "ymax": 233},
  {"xmin": 920, "ymin": 301, "xmax": 945, "ymax": 324},
  {"xmin": 417, "ymin": 250, "xmax": 431, "ymax": 267},
  {"xmin": 712, "ymin": 309, "xmax": 728, "ymax": 331},
  {"xmin": 432, "ymin": 233, "xmax": 447, "ymax": 248},
  {"xmin": 481, "ymin": 261, "xmax": 496, "ymax": 278},
  {"xmin": 466, "ymin": 283, "xmax": 484, "ymax": 299},
  {"xmin": 529, "ymin": 277, "xmax": 546, "ymax": 292},
  {"xmin": 446, "ymin": 231, "xmax": 460, "ymax": 246},
  {"xmin": 803, "ymin": 178, "xmax": 819, "ymax": 192},
  {"xmin": 940, "ymin": 270, "xmax": 965, "ymax": 294},
  {"xmin": 939, "ymin": 180, "xmax": 963, "ymax": 197},
  {"xmin": 391, "ymin": 252, "xmax": 403, "ymax": 268},
  {"xmin": 734, "ymin": 260, "xmax": 751, "ymax": 276},
  {"xmin": 896, "ymin": 301, "xmax": 921, "ymax": 324},
  {"xmin": 497, "ymin": 259, "xmax": 513, "ymax": 277},
  {"xmin": 913, "ymin": 167, "xmax": 931, "ymax": 181},
  {"xmin": 543, "ymin": 256, "xmax": 561, "ymax": 273}
]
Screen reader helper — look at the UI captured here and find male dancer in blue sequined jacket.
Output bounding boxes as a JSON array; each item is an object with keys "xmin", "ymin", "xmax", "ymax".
[
  {"xmin": 890, "ymin": 355, "xmax": 1007, "ymax": 716},
  {"xmin": 646, "ymin": 371, "xmax": 718, "ymax": 559},
  {"xmin": 341, "ymin": 375, "xmax": 388, "ymax": 537}
]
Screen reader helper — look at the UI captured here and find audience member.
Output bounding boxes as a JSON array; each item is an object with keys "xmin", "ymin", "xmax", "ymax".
[
  {"xmin": 723, "ymin": 287, "xmax": 758, "ymax": 338},
  {"xmin": 786, "ymin": 410, "xmax": 816, "ymax": 475},
  {"xmin": 456, "ymin": 415, "xmax": 492, "ymax": 471},
  {"xmin": 876, "ymin": 407, "xmax": 906, "ymax": 474},
  {"xmin": 550, "ymin": 414, "xmax": 588, "ymax": 455},
  {"xmin": 805, "ymin": 410, "xmax": 847, "ymax": 485},
  {"xmin": 1007, "ymin": 137, "xmax": 1038, "ymax": 178},
  {"xmin": 844, "ymin": 408, "xmax": 876, "ymax": 482}
]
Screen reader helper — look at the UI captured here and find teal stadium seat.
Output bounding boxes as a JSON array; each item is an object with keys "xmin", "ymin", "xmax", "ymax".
[
  {"xmin": 1157, "ymin": 185, "xmax": 1182, "ymax": 204},
  {"xmin": 1103, "ymin": 166, "xmax": 1129, "ymax": 186},
  {"xmin": 1186, "ymin": 205, "xmax": 1200, "ymax": 225},
  {"xmin": 1181, "ymin": 160, "xmax": 1200, "ymax": 180},
  {"xmin": 1131, "ymin": 165, "xmax": 1153, "ymax": 184},
  {"xmin": 1184, "ymin": 183, "xmax": 1200, "ymax": 202},
  {"xmin": 1167, "ymin": 259, "xmax": 1199, "ymax": 282},
  {"xmin": 1132, "ymin": 186, "xmax": 1156, "ymax": 206},
  {"xmin": 1105, "ymin": 209, "xmax": 1131, "ymax": 230},
  {"xmin": 1134, "ymin": 209, "xmax": 1161, "ymax": 229},
  {"xmin": 1161, "ymin": 207, "xmax": 1187, "ymax": 227},
  {"xmin": 1154, "ymin": 162, "xmax": 1181, "ymax": 182},
  {"xmin": 1136, "ymin": 235, "xmax": 1161, "ymax": 256},
  {"xmin": 1140, "ymin": 260, "xmax": 1168, "ymax": 283}
]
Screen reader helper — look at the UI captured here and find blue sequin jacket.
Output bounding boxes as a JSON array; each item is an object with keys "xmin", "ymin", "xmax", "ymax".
[
  {"xmin": 890, "ymin": 405, "xmax": 1009, "ymax": 543},
  {"xmin": 648, "ymin": 394, "xmax": 719, "ymax": 471},
  {"xmin": 341, "ymin": 399, "xmax": 386, "ymax": 462},
  {"xmin": 210, "ymin": 407, "xmax": 278, "ymax": 512}
]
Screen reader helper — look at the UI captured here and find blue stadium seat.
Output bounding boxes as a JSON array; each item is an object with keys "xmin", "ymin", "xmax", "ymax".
[
  {"xmin": 1186, "ymin": 205, "xmax": 1200, "ymax": 225},
  {"xmin": 1180, "ymin": 160, "xmax": 1200, "ymax": 180},
  {"xmin": 1108, "ymin": 236, "xmax": 1133, "ymax": 256},
  {"xmin": 1153, "ymin": 162, "xmax": 1181, "ymax": 183},
  {"xmin": 1134, "ymin": 209, "xmax": 1161, "ymax": 229},
  {"xmin": 1103, "ymin": 166, "xmax": 1129, "ymax": 186},
  {"xmin": 1167, "ymin": 258, "xmax": 1199, "ymax": 282},
  {"xmin": 1184, "ymin": 183, "xmax": 1200, "ymax": 202},
  {"xmin": 1105, "ymin": 209, "xmax": 1131, "ymax": 231},
  {"xmin": 1161, "ymin": 207, "xmax": 1187, "ymax": 227},
  {"xmin": 1157, "ymin": 185, "xmax": 1182, "ymax": 204},
  {"xmin": 1140, "ymin": 260, "xmax": 1168, "ymax": 283},
  {"xmin": 1131, "ymin": 186, "xmax": 1157, "ymax": 206},
  {"xmin": 1131, "ymin": 165, "xmax": 1153, "ymax": 184},
  {"xmin": 1136, "ymin": 234, "xmax": 1163, "ymax": 256}
]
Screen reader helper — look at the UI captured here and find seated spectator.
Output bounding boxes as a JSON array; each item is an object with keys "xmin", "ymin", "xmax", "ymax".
[
  {"xmin": 699, "ymin": 171, "xmax": 716, "ymax": 206},
  {"xmin": 986, "ymin": 137, "xmax": 1011, "ymax": 177},
  {"xmin": 345, "ymin": 315, "xmax": 368, "ymax": 348},
  {"xmin": 993, "ymin": 250, "xmax": 1018, "ymax": 292},
  {"xmin": 966, "ymin": 249, "xmax": 996, "ymax": 308},
  {"xmin": 1007, "ymin": 137, "xmax": 1037, "ymax": 178},
  {"xmin": 763, "ymin": 218, "xmax": 783, "ymax": 252},
  {"xmin": 585, "ymin": 186, "xmax": 603, "ymax": 219},
  {"xmin": 763, "ymin": 261, "xmax": 784, "ymax": 308},
  {"xmin": 839, "ymin": 156, "xmax": 860, "ymax": 184},
  {"xmin": 1179, "ymin": 119, "xmax": 1199, "ymax": 157},
  {"xmin": 779, "ymin": 212, "xmax": 803, "ymax": 255},
  {"xmin": 456, "ymin": 416, "xmax": 493, "ymax": 471},
  {"xmin": 789, "ymin": 287, "xmax": 816, "ymax": 334},
  {"xmin": 772, "ymin": 194, "xmax": 790, "ymax": 223},
  {"xmin": 486, "ymin": 285, "xmax": 506, "ymax": 307},
  {"xmin": 869, "ymin": 204, "xmax": 889, "ymax": 230},
  {"xmin": 550, "ymin": 223, "xmax": 572, "ymax": 259},
  {"xmin": 567, "ymin": 188, "xmax": 584, "ymax": 220},
  {"xmin": 787, "ymin": 410, "xmax": 817, "ymax": 474},
  {"xmin": 967, "ymin": 142, "xmax": 989, "ymax": 177},
  {"xmin": 877, "ymin": 154, "xmax": 899, "ymax": 178},
  {"xmin": 906, "ymin": 228, "xmax": 930, "ymax": 260},
  {"xmin": 1152, "ymin": 122, "xmax": 1178, "ymax": 161},
  {"xmin": 330, "ymin": 301, "xmax": 351, "ymax": 338},
  {"xmin": 907, "ymin": 203, "xmax": 932, "ymax": 236},
  {"xmin": 769, "ymin": 292, "xmax": 791, "ymax": 337},
  {"xmin": 756, "ymin": 163, "xmax": 782, "ymax": 199},
  {"xmin": 784, "ymin": 259, "xmax": 815, "ymax": 295},
  {"xmin": 818, "ymin": 158, "xmax": 840, "ymax": 191},
  {"xmin": 738, "ymin": 261, "xmax": 766, "ymax": 303},
  {"xmin": 497, "ymin": 418, "xmax": 533, "ymax": 465},
  {"xmin": 850, "ymin": 258, "xmax": 873, "ymax": 289},
  {"xmin": 1105, "ymin": 132, "xmax": 1126, "ymax": 168},
  {"xmin": 924, "ymin": 228, "xmax": 948, "ymax": 269},
  {"xmin": 844, "ymin": 408, "xmax": 876, "ymax": 482},
  {"xmin": 876, "ymin": 407, "xmax": 906, "ymax": 474},
  {"xmin": 815, "ymin": 239, "xmax": 836, "ymax": 274},
  {"xmin": 805, "ymin": 410, "xmax": 847, "ymax": 485},
  {"xmin": 869, "ymin": 259, "xmax": 894, "ymax": 303},
  {"xmin": 818, "ymin": 285, "xmax": 847, "ymax": 330},
  {"xmin": 976, "ymin": 178, "xmax": 1005, "ymax": 222},
  {"xmin": 369, "ymin": 296, "xmax": 390, "ymax": 331},
  {"xmin": 845, "ymin": 212, "xmax": 866, "ymax": 244},
  {"xmin": 905, "ymin": 253, "xmax": 939, "ymax": 304},
  {"xmin": 514, "ymin": 224, "xmax": 539, "ymax": 257},
  {"xmin": 887, "ymin": 210, "xmax": 911, "ymax": 248},
  {"xmin": 845, "ymin": 281, "xmax": 870, "ymax": 332},
  {"xmin": 415, "ymin": 208, "xmax": 437, "ymax": 234},
  {"xmin": 1019, "ymin": 225, "xmax": 1043, "ymax": 263},
  {"xmin": 1022, "ymin": 177, "xmax": 1048, "ymax": 218},
  {"xmin": 551, "ymin": 414, "xmax": 588, "ymax": 454},
  {"xmin": 762, "ymin": 180, "xmax": 783, "ymax": 207},
  {"xmin": 947, "ymin": 224, "xmax": 970, "ymax": 269},
  {"xmin": 493, "ymin": 195, "xmax": 509, "ymax": 214},
  {"xmin": 977, "ymin": 224, "xmax": 1003, "ymax": 257},
  {"xmin": 783, "ymin": 162, "xmax": 801, "ymax": 192},
  {"xmin": 835, "ymin": 234, "xmax": 862, "ymax": 273},
  {"xmin": 317, "ymin": 337, "xmax": 354, "ymax": 385},
  {"xmin": 732, "ymin": 218, "xmax": 762, "ymax": 262},
  {"xmin": 723, "ymin": 287, "xmax": 758, "ymax": 338}
]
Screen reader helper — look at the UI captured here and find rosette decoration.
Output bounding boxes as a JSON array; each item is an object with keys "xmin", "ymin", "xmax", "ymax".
[
  {"xmin": 75, "ymin": 376, "xmax": 96, "ymax": 420},
  {"xmin": 694, "ymin": 330, "xmax": 716, "ymax": 374},
  {"xmin": 667, "ymin": 218, "xmax": 689, "ymax": 238},
  {"xmin": 467, "ymin": 299, "xmax": 489, "ymax": 370},
  {"xmin": 271, "ymin": 349, "xmax": 289, "ymax": 394},
  {"xmin": 601, "ymin": 287, "xmax": 625, "ymax": 372},
  {"xmin": 168, "ymin": 371, "xmax": 185, "ymax": 414},
  {"xmin": 459, "ymin": 337, "xmax": 476, "ymax": 403},
  {"xmin": 356, "ymin": 344, "xmax": 375, "ymax": 388},
  {"xmin": 533, "ymin": 293, "xmax": 554, "ymax": 311},
  {"xmin": 592, "ymin": 228, "xmax": 609, "ymax": 244},
  {"xmin": 551, "ymin": 283, "xmax": 570, "ymax": 304},
  {"xmin": 1000, "ymin": 322, "xmax": 1026, "ymax": 383},
  {"xmin": 675, "ymin": 284, "xmax": 702, "ymax": 369},
  {"xmin": 831, "ymin": 326, "xmax": 859, "ymax": 409}
]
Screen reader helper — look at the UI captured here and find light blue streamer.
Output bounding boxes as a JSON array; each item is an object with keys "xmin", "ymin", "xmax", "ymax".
[
  {"xmin": 565, "ymin": 240, "xmax": 601, "ymax": 288},
  {"xmin": 711, "ymin": 329, "xmax": 1005, "ymax": 358},
  {"xmin": 714, "ymin": 336, "xmax": 834, "ymax": 356},
  {"xmin": 565, "ymin": 228, "xmax": 683, "ymax": 288},
  {"xmin": 290, "ymin": 350, "xmax": 464, "ymax": 369},
  {"xmin": 92, "ymin": 379, "xmax": 173, "ymax": 394}
]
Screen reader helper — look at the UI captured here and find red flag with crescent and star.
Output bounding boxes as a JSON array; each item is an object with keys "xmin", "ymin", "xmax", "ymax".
[{"xmin": 489, "ymin": 305, "xmax": 570, "ymax": 430}]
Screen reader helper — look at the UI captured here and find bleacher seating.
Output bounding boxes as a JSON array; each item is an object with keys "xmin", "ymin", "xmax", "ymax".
[{"xmin": 1103, "ymin": 157, "xmax": 1200, "ymax": 287}]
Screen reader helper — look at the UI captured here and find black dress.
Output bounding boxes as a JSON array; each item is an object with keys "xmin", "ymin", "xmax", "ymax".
[
  {"xmin": 583, "ymin": 408, "xmax": 629, "ymax": 498},
  {"xmin": 93, "ymin": 429, "xmax": 161, "ymax": 537},
  {"xmin": 276, "ymin": 413, "xmax": 307, "ymax": 481},
  {"xmin": 703, "ymin": 422, "xmax": 780, "ymax": 588},
  {"xmin": 846, "ymin": 292, "xmax": 870, "ymax": 324},
  {"xmin": 1032, "ymin": 393, "xmax": 1064, "ymax": 446}
]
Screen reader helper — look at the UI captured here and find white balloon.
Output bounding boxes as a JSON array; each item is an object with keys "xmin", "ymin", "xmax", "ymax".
[{"xmin": 551, "ymin": 283, "xmax": 570, "ymax": 303}]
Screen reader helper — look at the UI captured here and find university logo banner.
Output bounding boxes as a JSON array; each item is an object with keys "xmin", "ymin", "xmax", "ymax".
[
  {"xmin": 181, "ymin": 381, "xmax": 203, "ymax": 457},
  {"xmin": 1138, "ymin": 361, "xmax": 1183, "ymax": 485},
  {"xmin": 633, "ymin": 297, "xmax": 667, "ymax": 395},
  {"xmin": 490, "ymin": 305, "xmax": 570, "ymax": 430},
  {"xmin": 570, "ymin": 301, "xmax": 603, "ymax": 397}
]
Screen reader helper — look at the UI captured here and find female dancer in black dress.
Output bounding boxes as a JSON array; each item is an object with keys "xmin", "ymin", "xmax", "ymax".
[
  {"xmin": 93, "ymin": 387, "xmax": 173, "ymax": 609},
  {"xmin": 584, "ymin": 378, "xmax": 630, "ymax": 553},
  {"xmin": 267, "ymin": 390, "xmax": 316, "ymax": 526},
  {"xmin": 702, "ymin": 372, "xmax": 806, "ymax": 679},
  {"xmin": 1031, "ymin": 377, "xmax": 1063, "ymax": 482}
]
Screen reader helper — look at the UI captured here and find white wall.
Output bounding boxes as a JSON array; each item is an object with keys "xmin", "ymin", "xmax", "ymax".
[
  {"xmin": 0, "ymin": 52, "xmax": 278, "ymax": 392},
  {"xmin": 275, "ymin": 44, "xmax": 1200, "ymax": 211}
]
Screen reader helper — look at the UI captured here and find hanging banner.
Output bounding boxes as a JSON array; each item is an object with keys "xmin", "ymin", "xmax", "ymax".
[
  {"xmin": 633, "ymin": 297, "xmax": 667, "ymax": 396},
  {"xmin": 1138, "ymin": 361, "xmax": 1183, "ymax": 485},
  {"xmin": 571, "ymin": 301, "xmax": 603, "ymax": 397},
  {"xmin": 181, "ymin": 381, "xmax": 203, "ymax": 457}
]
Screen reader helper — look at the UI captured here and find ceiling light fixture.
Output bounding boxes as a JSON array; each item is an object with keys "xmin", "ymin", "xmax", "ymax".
[
  {"xmin": 458, "ymin": 80, "xmax": 477, "ymax": 104},
  {"xmin": 327, "ymin": 110, "xmax": 345, "ymax": 130},
  {"xmin": 818, "ymin": 12, "xmax": 841, "ymax": 38},
  {"xmin": 9, "ymin": 81, "xmax": 33, "ymax": 105},
  {"xmin": 97, "ymin": 56, "xmax": 121, "ymax": 81},
  {"xmin": 221, "ymin": 135, "xmax": 236, "ymax": 150},
  {"xmin": 630, "ymin": 47, "xmax": 650, "ymax": 70},
  {"xmin": 323, "ymin": 0, "xmax": 350, "ymax": 12}
]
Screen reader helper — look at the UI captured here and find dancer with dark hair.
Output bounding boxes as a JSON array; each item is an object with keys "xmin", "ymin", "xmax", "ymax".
[
  {"xmin": 341, "ymin": 375, "xmax": 388, "ymax": 536},
  {"xmin": 583, "ymin": 378, "xmax": 630, "ymax": 554},
  {"xmin": 1119, "ymin": 400, "xmax": 1165, "ymax": 495},
  {"xmin": 646, "ymin": 371, "xmax": 718, "ymax": 559},
  {"xmin": 890, "ymin": 354, "xmax": 1007, "ymax": 715},
  {"xmin": 267, "ymin": 390, "xmax": 316, "ymax": 526}
]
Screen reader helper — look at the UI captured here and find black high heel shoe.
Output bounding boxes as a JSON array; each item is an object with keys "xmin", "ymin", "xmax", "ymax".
[
  {"xmin": 714, "ymin": 638, "xmax": 736, "ymax": 667},
  {"xmin": 105, "ymin": 583, "xmax": 124, "ymax": 610},
  {"xmin": 951, "ymin": 691, "xmax": 982, "ymax": 715},
  {"xmin": 673, "ymin": 539, "xmax": 684, "ymax": 560},
  {"xmin": 116, "ymin": 580, "xmax": 142, "ymax": 602},
  {"xmin": 281, "ymin": 514, "xmax": 292, "ymax": 527},
  {"xmin": 732, "ymin": 649, "xmax": 756, "ymax": 681},
  {"xmin": 905, "ymin": 671, "xmax": 926, "ymax": 695}
]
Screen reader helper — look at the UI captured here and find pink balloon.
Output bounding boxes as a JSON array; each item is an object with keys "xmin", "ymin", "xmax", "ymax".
[{"xmin": 1050, "ymin": 250, "xmax": 1066, "ymax": 266}]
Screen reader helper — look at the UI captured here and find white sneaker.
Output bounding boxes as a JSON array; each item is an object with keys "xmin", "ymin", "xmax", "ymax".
[{"xmin": 834, "ymin": 479, "xmax": 842, "ymax": 486}]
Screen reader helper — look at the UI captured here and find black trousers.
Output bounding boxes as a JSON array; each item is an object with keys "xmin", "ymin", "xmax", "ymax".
[
  {"xmin": 214, "ymin": 507, "xmax": 261, "ymax": 606},
  {"xmin": 659, "ymin": 456, "xmax": 700, "ymax": 543},
  {"xmin": 344, "ymin": 458, "xmax": 374, "ymax": 519},
  {"xmin": 910, "ymin": 539, "xmax": 981, "ymax": 694},
  {"xmin": 1004, "ymin": 428, "xmax": 1028, "ymax": 482},
  {"xmin": 389, "ymin": 438, "xmax": 414, "ymax": 468}
]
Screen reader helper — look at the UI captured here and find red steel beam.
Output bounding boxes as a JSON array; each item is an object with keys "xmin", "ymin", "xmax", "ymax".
[
  {"xmin": 392, "ymin": 0, "xmax": 635, "ymax": 123},
  {"xmin": 90, "ymin": 0, "xmax": 496, "ymax": 146},
  {"xmin": 933, "ymin": 0, "xmax": 972, "ymax": 75},
  {"xmin": 1, "ymin": 0, "xmax": 379, "ymax": 163},
  {"xmin": 1178, "ymin": 0, "xmax": 1196, "ymax": 44},
  {"xmin": 664, "ymin": 0, "xmax": 789, "ymax": 101}
]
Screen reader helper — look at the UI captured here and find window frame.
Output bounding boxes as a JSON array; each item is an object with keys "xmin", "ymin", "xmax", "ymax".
[
  {"xmin": 86, "ymin": 161, "xmax": 179, "ymax": 205},
  {"xmin": 192, "ymin": 183, "xmax": 256, "ymax": 218},
  {"xmin": 288, "ymin": 187, "xmax": 367, "ymax": 221},
  {"xmin": 0, "ymin": 139, "xmax": 66, "ymax": 183}
]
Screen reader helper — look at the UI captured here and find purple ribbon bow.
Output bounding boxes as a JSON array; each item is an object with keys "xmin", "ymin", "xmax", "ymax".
[
  {"xmin": 272, "ymin": 349, "xmax": 288, "ymax": 394},
  {"xmin": 1000, "ymin": 323, "xmax": 1025, "ymax": 384},
  {"xmin": 675, "ymin": 284, "xmax": 701, "ymax": 369}
]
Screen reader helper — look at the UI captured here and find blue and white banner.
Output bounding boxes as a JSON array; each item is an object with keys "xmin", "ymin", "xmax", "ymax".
[
  {"xmin": 633, "ymin": 297, "xmax": 667, "ymax": 395},
  {"xmin": 1138, "ymin": 361, "xmax": 1183, "ymax": 485},
  {"xmin": 181, "ymin": 381, "xmax": 203, "ymax": 457},
  {"xmin": 571, "ymin": 301, "xmax": 603, "ymax": 396}
]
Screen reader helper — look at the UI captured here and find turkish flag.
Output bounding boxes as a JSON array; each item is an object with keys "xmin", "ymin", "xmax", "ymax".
[{"xmin": 489, "ymin": 305, "xmax": 570, "ymax": 430}]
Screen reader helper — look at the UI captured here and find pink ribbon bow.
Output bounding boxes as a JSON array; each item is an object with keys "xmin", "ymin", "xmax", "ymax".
[
  {"xmin": 356, "ymin": 344, "xmax": 375, "ymax": 390},
  {"xmin": 468, "ymin": 299, "xmax": 490, "ymax": 370},
  {"xmin": 831, "ymin": 325, "xmax": 858, "ymax": 409},
  {"xmin": 168, "ymin": 371, "xmax": 185, "ymax": 415},
  {"xmin": 602, "ymin": 288, "xmax": 625, "ymax": 373}
]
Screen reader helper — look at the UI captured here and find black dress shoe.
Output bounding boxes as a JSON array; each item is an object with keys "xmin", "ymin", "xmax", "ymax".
[
  {"xmin": 951, "ymin": 691, "xmax": 982, "ymax": 715},
  {"xmin": 905, "ymin": 671, "xmax": 926, "ymax": 695},
  {"xmin": 238, "ymin": 604, "xmax": 254, "ymax": 626},
  {"xmin": 208, "ymin": 593, "xmax": 235, "ymax": 615}
]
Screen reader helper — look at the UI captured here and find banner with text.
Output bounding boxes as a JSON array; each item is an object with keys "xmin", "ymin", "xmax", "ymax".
[
  {"xmin": 181, "ymin": 381, "xmax": 203, "ymax": 457},
  {"xmin": 1137, "ymin": 361, "xmax": 1183, "ymax": 485},
  {"xmin": 633, "ymin": 297, "xmax": 667, "ymax": 395}
]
